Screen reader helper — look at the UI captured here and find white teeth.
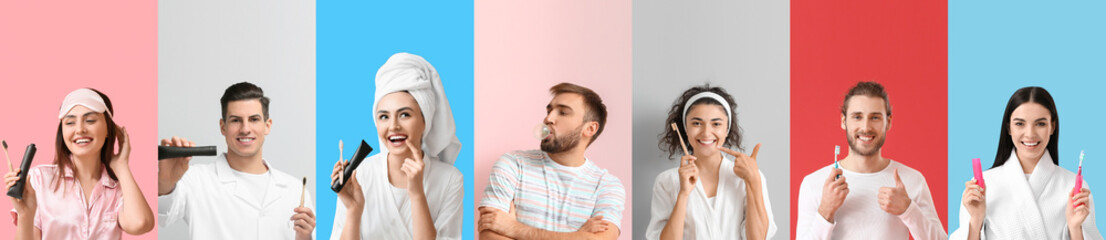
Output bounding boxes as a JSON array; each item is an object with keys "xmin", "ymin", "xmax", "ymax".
[
  {"xmin": 237, "ymin": 138, "xmax": 254, "ymax": 143},
  {"xmin": 698, "ymin": 139, "xmax": 715, "ymax": 144},
  {"xmin": 1023, "ymin": 142, "xmax": 1039, "ymax": 146},
  {"xmin": 75, "ymin": 139, "xmax": 90, "ymax": 144},
  {"xmin": 859, "ymin": 136, "xmax": 874, "ymax": 141},
  {"xmin": 389, "ymin": 136, "xmax": 407, "ymax": 141}
]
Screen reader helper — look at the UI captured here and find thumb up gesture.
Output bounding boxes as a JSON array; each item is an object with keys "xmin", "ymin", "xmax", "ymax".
[{"xmin": 878, "ymin": 169, "xmax": 911, "ymax": 215}]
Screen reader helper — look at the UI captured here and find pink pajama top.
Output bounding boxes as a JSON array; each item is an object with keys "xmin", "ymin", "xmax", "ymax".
[{"xmin": 10, "ymin": 164, "xmax": 123, "ymax": 240}]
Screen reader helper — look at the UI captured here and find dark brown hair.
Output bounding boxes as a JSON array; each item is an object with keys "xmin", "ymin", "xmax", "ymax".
[
  {"xmin": 220, "ymin": 82, "xmax": 271, "ymax": 120},
  {"xmin": 53, "ymin": 88, "xmax": 118, "ymax": 191},
  {"xmin": 993, "ymin": 86, "xmax": 1059, "ymax": 168},
  {"xmin": 549, "ymin": 82, "xmax": 607, "ymax": 146},
  {"xmin": 840, "ymin": 81, "xmax": 892, "ymax": 117},
  {"xmin": 659, "ymin": 83, "xmax": 742, "ymax": 159}
]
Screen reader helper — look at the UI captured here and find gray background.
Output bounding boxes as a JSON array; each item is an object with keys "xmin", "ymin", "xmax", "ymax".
[
  {"xmin": 158, "ymin": 0, "xmax": 315, "ymax": 239},
  {"xmin": 632, "ymin": 0, "xmax": 790, "ymax": 239}
]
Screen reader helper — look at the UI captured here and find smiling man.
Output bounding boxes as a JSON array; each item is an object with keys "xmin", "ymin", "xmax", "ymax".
[
  {"xmin": 478, "ymin": 82, "xmax": 625, "ymax": 240},
  {"xmin": 157, "ymin": 82, "xmax": 315, "ymax": 239},
  {"xmin": 796, "ymin": 81, "xmax": 946, "ymax": 239}
]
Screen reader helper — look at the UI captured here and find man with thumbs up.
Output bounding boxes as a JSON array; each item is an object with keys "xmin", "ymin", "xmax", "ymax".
[{"xmin": 796, "ymin": 82, "xmax": 947, "ymax": 239}]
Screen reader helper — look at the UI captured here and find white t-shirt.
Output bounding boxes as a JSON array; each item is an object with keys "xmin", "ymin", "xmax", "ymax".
[
  {"xmin": 796, "ymin": 160, "xmax": 946, "ymax": 240},
  {"xmin": 233, "ymin": 169, "xmax": 271, "ymax": 206}
]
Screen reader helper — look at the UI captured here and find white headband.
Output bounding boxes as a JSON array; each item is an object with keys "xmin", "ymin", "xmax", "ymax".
[
  {"xmin": 682, "ymin": 92, "xmax": 732, "ymax": 130},
  {"xmin": 58, "ymin": 88, "xmax": 112, "ymax": 120}
]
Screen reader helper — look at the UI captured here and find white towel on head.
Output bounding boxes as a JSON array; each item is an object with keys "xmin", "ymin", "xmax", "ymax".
[{"xmin": 373, "ymin": 52, "xmax": 462, "ymax": 165}]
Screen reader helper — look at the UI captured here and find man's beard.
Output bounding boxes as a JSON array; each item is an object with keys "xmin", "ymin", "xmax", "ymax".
[
  {"xmin": 845, "ymin": 130, "xmax": 885, "ymax": 157},
  {"xmin": 541, "ymin": 124, "xmax": 583, "ymax": 154}
]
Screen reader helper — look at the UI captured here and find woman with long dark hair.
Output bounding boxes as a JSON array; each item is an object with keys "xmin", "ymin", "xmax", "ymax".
[{"xmin": 952, "ymin": 87, "xmax": 1102, "ymax": 240}]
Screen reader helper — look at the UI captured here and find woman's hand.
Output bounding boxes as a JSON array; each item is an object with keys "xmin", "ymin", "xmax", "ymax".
[
  {"xmin": 1067, "ymin": 188, "xmax": 1090, "ymax": 232},
  {"xmin": 720, "ymin": 143, "xmax": 762, "ymax": 184},
  {"xmin": 962, "ymin": 179, "xmax": 986, "ymax": 222},
  {"xmin": 401, "ymin": 141, "xmax": 425, "ymax": 197},
  {"xmin": 110, "ymin": 126, "xmax": 131, "ymax": 170},
  {"xmin": 332, "ymin": 160, "xmax": 364, "ymax": 211},
  {"xmin": 5, "ymin": 169, "xmax": 36, "ymax": 215},
  {"xmin": 677, "ymin": 155, "xmax": 698, "ymax": 196}
]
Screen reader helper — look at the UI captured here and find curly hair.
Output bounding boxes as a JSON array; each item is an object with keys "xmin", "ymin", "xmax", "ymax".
[{"xmin": 658, "ymin": 83, "xmax": 742, "ymax": 159}]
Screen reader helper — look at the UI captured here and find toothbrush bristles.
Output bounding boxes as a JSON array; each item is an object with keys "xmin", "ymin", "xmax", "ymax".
[{"xmin": 1080, "ymin": 150, "xmax": 1085, "ymax": 166}]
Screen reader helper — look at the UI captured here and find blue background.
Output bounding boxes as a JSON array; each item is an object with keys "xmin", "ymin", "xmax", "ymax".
[
  {"xmin": 316, "ymin": 1, "xmax": 474, "ymax": 238},
  {"xmin": 948, "ymin": 1, "xmax": 1106, "ymax": 232}
]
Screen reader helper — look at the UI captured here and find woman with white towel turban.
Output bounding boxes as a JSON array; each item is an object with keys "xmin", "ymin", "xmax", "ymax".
[{"xmin": 330, "ymin": 53, "xmax": 464, "ymax": 240}]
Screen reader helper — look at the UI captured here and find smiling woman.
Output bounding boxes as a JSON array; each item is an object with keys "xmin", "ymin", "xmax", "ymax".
[
  {"xmin": 645, "ymin": 84, "xmax": 776, "ymax": 240},
  {"xmin": 329, "ymin": 52, "xmax": 464, "ymax": 240},
  {"xmin": 950, "ymin": 87, "xmax": 1102, "ymax": 240},
  {"xmin": 5, "ymin": 88, "xmax": 156, "ymax": 240}
]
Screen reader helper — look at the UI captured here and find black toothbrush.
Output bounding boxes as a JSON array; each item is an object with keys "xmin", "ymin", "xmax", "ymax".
[{"xmin": 158, "ymin": 146, "xmax": 218, "ymax": 160}]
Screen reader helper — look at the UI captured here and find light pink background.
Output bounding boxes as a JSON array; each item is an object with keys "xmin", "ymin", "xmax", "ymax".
[
  {"xmin": 474, "ymin": 0, "xmax": 633, "ymax": 239},
  {"xmin": 0, "ymin": 1, "xmax": 157, "ymax": 239}
]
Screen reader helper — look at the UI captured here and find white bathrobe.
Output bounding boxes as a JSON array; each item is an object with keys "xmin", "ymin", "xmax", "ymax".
[
  {"xmin": 645, "ymin": 155, "xmax": 778, "ymax": 240},
  {"xmin": 950, "ymin": 151, "xmax": 1103, "ymax": 240},
  {"xmin": 796, "ymin": 160, "xmax": 946, "ymax": 239},
  {"xmin": 329, "ymin": 154, "xmax": 465, "ymax": 240}
]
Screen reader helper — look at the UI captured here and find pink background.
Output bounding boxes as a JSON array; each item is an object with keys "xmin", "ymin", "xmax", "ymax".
[
  {"xmin": 0, "ymin": 1, "xmax": 157, "ymax": 239},
  {"xmin": 474, "ymin": 0, "xmax": 633, "ymax": 239}
]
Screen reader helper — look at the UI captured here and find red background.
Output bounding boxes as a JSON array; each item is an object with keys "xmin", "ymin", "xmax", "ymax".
[{"xmin": 790, "ymin": 0, "xmax": 948, "ymax": 238}]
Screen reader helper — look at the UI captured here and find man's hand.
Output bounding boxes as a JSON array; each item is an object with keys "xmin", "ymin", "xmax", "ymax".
[
  {"xmin": 818, "ymin": 167, "xmax": 848, "ymax": 222},
  {"xmin": 158, "ymin": 136, "xmax": 194, "ymax": 195},
  {"xmin": 478, "ymin": 203, "xmax": 519, "ymax": 237},
  {"xmin": 577, "ymin": 215, "xmax": 611, "ymax": 233},
  {"xmin": 878, "ymin": 169, "xmax": 911, "ymax": 215},
  {"xmin": 291, "ymin": 207, "xmax": 316, "ymax": 240}
]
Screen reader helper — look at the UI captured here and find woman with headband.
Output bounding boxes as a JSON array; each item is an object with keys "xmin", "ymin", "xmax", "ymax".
[
  {"xmin": 644, "ymin": 84, "xmax": 776, "ymax": 240},
  {"xmin": 5, "ymin": 88, "xmax": 155, "ymax": 239},
  {"xmin": 330, "ymin": 53, "xmax": 464, "ymax": 240}
]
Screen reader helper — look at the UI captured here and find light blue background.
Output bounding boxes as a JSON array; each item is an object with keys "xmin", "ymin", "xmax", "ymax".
[
  {"xmin": 948, "ymin": 2, "xmax": 1106, "ymax": 231},
  {"xmin": 316, "ymin": 1, "xmax": 474, "ymax": 238}
]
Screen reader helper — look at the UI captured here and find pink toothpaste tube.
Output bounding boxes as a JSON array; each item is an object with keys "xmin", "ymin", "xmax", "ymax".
[{"xmin": 972, "ymin": 158, "xmax": 985, "ymax": 189}]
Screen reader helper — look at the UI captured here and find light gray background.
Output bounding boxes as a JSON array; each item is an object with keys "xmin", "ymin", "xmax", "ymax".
[
  {"xmin": 158, "ymin": 0, "xmax": 315, "ymax": 239},
  {"xmin": 632, "ymin": 0, "xmax": 790, "ymax": 239}
]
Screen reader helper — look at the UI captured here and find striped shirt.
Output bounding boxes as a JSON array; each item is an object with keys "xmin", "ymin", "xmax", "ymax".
[{"xmin": 480, "ymin": 149, "xmax": 626, "ymax": 232}]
